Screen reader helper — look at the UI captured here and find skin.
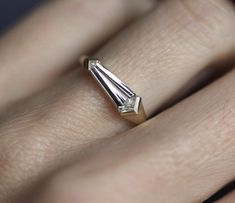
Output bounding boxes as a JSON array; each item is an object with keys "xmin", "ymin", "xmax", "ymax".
[{"xmin": 0, "ymin": 0, "xmax": 234, "ymax": 202}]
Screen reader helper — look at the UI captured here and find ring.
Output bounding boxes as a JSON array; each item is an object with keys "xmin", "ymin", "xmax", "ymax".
[{"xmin": 82, "ymin": 57, "xmax": 146, "ymax": 125}]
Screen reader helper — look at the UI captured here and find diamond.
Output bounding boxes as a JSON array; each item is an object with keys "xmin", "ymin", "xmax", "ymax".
[
  {"xmin": 125, "ymin": 97, "xmax": 136, "ymax": 107},
  {"xmin": 88, "ymin": 59, "xmax": 99, "ymax": 70},
  {"xmin": 118, "ymin": 96, "xmax": 139, "ymax": 113},
  {"xmin": 85, "ymin": 58, "xmax": 146, "ymax": 124}
]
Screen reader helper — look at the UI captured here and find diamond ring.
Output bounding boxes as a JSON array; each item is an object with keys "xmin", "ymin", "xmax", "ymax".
[{"xmin": 82, "ymin": 57, "xmax": 146, "ymax": 125}]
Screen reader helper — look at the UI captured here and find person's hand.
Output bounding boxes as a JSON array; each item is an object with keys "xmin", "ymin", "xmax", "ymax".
[{"xmin": 0, "ymin": 0, "xmax": 235, "ymax": 202}]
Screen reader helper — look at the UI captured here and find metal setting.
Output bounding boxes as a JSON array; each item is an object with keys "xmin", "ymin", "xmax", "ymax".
[{"xmin": 83, "ymin": 58, "xmax": 146, "ymax": 124}]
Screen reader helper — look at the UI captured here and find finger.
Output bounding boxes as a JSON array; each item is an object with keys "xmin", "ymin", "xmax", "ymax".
[
  {"xmin": 96, "ymin": 0, "xmax": 235, "ymax": 115},
  {"xmin": 204, "ymin": 181, "xmax": 235, "ymax": 203},
  {"xmin": 39, "ymin": 69, "xmax": 235, "ymax": 203},
  {"xmin": 0, "ymin": 0, "xmax": 155, "ymax": 108},
  {"xmin": 1, "ymin": 0, "xmax": 235, "ymax": 201},
  {"xmin": 216, "ymin": 191, "xmax": 235, "ymax": 203}
]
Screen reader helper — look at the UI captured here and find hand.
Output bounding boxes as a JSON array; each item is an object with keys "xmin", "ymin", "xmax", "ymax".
[{"xmin": 0, "ymin": 0, "xmax": 235, "ymax": 202}]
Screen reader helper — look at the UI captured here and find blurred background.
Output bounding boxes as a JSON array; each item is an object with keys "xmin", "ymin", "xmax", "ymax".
[{"xmin": 0, "ymin": 0, "xmax": 42, "ymax": 32}]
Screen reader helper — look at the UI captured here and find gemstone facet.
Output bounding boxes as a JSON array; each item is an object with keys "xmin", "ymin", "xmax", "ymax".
[
  {"xmin": 85, "ymin": 58, "xmax": 146, "ymax": 124},
  {"xmin": 118, "ymin": 96, "xmax": 140, "ymax": 114}
]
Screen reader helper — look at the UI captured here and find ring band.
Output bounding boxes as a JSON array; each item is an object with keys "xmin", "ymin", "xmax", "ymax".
[{"xmin": 83, "ymin": 57, "xmax": 146, "ymax": 125}]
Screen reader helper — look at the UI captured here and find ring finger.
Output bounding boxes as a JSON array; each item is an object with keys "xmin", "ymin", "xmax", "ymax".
[{"xmin": 1, "ymin": 0, "xmax": 235, "ymax": 202}]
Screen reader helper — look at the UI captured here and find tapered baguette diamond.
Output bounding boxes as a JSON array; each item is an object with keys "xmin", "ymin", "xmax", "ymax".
[{"xmin": 84, "ymin": 58, "xmax": 146, "ymax": 124}]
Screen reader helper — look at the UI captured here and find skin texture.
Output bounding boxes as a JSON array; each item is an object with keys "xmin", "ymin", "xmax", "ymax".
[
  {"xmin": 0, "ymin": 0, "xmax": 234, "ymax": 202},
  {"xmin": 34, "ymin": 69, "xmax": 235, "ymax": 203},
  {"xmin": 0, "ymin": 0, "xmax": 154, "ymax": 108}
]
